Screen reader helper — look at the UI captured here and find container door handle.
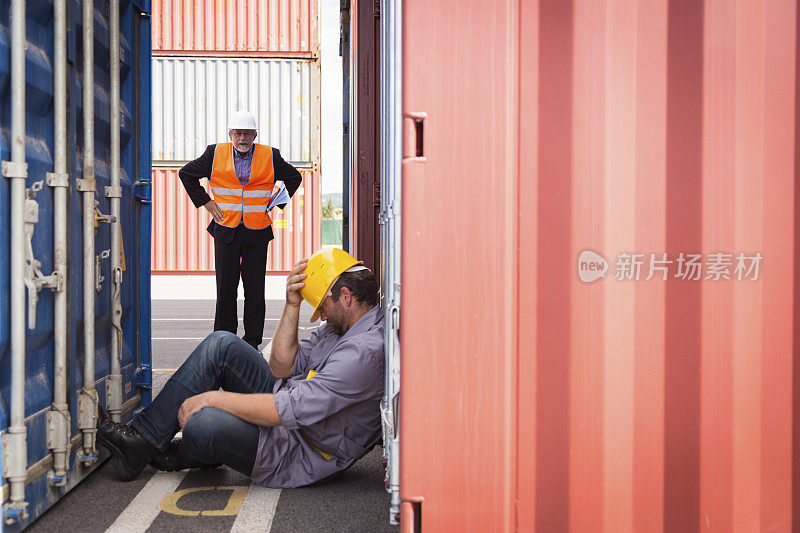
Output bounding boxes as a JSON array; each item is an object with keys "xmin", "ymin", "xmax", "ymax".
[{"xmin": 403, "ymin": 112, "xmax": 427, "ymax": 160}]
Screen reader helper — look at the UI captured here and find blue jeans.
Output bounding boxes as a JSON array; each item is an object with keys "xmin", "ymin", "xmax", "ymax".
[{"xmin": 131, "ymin": 331, "xmax": 277, "ymax": 476}]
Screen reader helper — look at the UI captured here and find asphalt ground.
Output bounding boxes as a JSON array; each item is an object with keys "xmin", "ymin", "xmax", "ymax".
[{"xmin": 27, "ymin": 299, "xmax": 396, "ymax": 532}]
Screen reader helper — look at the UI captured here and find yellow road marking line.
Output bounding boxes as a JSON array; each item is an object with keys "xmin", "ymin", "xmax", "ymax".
[{"xmin": 160, "ymin": 486, "xmax": 248, "ymax": 517}]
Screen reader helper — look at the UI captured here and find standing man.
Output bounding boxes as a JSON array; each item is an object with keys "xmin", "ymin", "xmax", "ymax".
[{"xmin": 178, "ymin": 110, "xmax": 302, "ymax": 349}]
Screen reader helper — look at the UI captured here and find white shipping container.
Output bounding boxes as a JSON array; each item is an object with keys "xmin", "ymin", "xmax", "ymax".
[{"xmin": 152, "ymin": 56, "xmax": 313, "ymax": 163}]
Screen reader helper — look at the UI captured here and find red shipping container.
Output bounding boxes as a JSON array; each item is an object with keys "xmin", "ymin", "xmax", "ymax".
[
  {"xmin": 399, "ymin": 0, "xmax": 799, "ymax": 531},
  {"xmin": 152, "ymin": 0, "xmax": 319, "ymax": 57},
  {"xmin": 151, "ymin": 167, "xmax": 321, "ymax": 273}
]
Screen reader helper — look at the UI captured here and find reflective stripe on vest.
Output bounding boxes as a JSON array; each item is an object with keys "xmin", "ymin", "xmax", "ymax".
[{"xmin": 209, "ymin": 142, "xmax": 275, "ymax": 229}]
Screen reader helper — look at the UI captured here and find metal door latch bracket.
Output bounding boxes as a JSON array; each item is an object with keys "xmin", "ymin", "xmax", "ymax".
[
  {"xmin": 24, "ymin": 181, "xmax": 61, "ymax": 329},
  {"xmin": 96, "ymin": 249, "xmax": 110, "ymax": 292},
  {"xmin": 94, "ymin": 201, "xmax": 116, "ymax": 227},
  {"xmin": 1, "ymin": 160, "xmax": 28, "ymax": 179},
  {"xmin": 46, "ymin": 172, "xmax": 69, "ymax": 188},
  {"xmin": 75, "ymin": 178, "xmax": 96, "ymax": 192}
]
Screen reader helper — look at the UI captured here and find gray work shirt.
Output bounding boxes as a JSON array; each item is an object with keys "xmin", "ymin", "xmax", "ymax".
[{"xmin": 251, "ymin": 305, "xmax": 385, "ymax": 488}]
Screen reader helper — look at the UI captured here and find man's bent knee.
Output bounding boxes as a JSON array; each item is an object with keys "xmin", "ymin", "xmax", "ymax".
[
  {"xmin": 194, "ymin": 331, "xmax": 240, "ymax": 362},
  {"xmin": 205, "ymin": 330, "xmax": 237, "ymax": 344},
  {"xmin": 182, "ymin": 408, "xmax": 221, "ymax": 446}
]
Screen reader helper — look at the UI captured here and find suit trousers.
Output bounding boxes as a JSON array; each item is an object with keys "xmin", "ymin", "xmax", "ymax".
[{"xmin": 213, "ymin": 228, "xmax": 269, "ymax": 348}]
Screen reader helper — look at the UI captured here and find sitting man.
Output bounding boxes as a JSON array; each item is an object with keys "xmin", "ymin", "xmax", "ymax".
[{"xmin": 97, "ymin": 249, "xmax": 384, "ymax": 487}]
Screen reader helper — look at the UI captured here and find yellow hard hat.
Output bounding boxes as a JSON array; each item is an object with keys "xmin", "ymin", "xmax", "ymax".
[{"xmin": 301, "ymin": 248, "xmax": 363, "ymax": 322}]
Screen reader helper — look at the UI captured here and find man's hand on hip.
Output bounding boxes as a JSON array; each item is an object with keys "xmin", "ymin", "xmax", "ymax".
[{"xmin": 203, "ymin": 200, "xmax": 224, "ymax": 223}]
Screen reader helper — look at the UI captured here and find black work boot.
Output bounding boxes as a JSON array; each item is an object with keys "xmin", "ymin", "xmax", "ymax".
[
  {"xmin": 150, "ymin": 439, "xmax": 222, "ymax": 472},
  {"xmin": 96, "ymin": 406, "xmax": 160, "ymax": 481}
]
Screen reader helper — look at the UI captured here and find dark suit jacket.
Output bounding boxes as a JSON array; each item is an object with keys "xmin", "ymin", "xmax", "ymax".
[{"xmin": 178, "ymin": 144, "xmax": 303, "ymax": 245}]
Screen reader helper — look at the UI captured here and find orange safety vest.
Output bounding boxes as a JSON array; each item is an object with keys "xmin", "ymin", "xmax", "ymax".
[{"xmin": 209, "ymin": 143, "xmax": 275, "ymax": 229}]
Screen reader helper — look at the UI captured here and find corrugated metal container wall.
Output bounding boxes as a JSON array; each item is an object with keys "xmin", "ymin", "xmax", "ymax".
[
  {"xmin": 400, "ymin": 0, "xmax": 799, "ymax": 531},
  {"xmin": 152, "ymin": 0, "xmax": 319, "ymax": 57},
  {"xmin": 150, "ymin": 0, "xmax": 320, "ymax": 274},
  {"xmin": 0, "ymin": 2, "xmax": 152, "ymax": 529},
  {"xmin": 152, "ymin": 57, "xmax": 312, "ymax": 163},
  {"xmin": 152, "ymin": 168, "xmax": 320, "ymax": 273}
]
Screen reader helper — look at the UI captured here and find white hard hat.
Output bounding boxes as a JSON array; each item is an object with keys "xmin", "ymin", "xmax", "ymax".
[{"xmin": 228, "ymin": 110, "xmax": 257, "ymax": 130}]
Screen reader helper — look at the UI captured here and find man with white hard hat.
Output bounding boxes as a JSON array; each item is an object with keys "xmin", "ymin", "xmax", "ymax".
[
  {"xmin": 97, "ymin": 249, "xmax": 384, "ymax": 488},
  {"xmin": 178, "ymin": 110, "xmax": 302, "ymax": 349}
]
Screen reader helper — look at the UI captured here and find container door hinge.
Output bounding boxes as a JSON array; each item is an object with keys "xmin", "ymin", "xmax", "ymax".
[
  {"xmin": 134, "ymin": 366, "xmax": 152, "ymax": 390},
  {"xmin": 373, "ymin": 0, "xmax": 380, "ymax": 17},
  {"xmin": 134, "ymin": 181, "xmax": 152, "ymax": 203},
  {"xmin": 2, "ymin": 428, "xmax": 29, "ymax": 524},
  {"xmin": 76, "ymin": 388, "xmax": 99, "ymax": 466},
  {"xmin": 46, "ymin": 406, "xmax": 71, "ymax": 487},
  {"xmin": 23, "ymin": 181, "xmax": 61, "ymax": 329},
  {"xmin": 380, "ymin": 201, "xmax": 400, "ymax": 225}
]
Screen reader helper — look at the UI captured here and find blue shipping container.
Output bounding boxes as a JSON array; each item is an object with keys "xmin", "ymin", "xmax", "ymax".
[{"xmin": 0, "ymin": 0, "xmax": 151, "ymax": 530}]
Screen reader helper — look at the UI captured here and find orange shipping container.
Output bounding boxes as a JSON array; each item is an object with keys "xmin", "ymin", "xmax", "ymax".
[
  {"xmin": 152, "ymin": 0, "xmax": 319, "ymax": 57},
  {"xmin": 151, "ymin": 167, "xmax": 320, "ymax": 273},
  {"xmin": 399, "ymin": 0, "xmax": 799, "ymax": 530}
]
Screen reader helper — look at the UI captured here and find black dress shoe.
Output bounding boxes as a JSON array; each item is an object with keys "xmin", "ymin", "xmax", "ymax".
[
  {"xmin": 150, "ymin": 439, "xmax": 223, "ymax": 472},
  {"xmin": 96, "ymin": 408, "xmax": 160, "ymax": 481}
]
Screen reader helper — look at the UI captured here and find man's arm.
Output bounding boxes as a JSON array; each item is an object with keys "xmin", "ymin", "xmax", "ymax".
[
  {"xmin": 178, "ymin": 144, "xmax": 216, "ymax": 207},
  {"xmin": 269, "ymin": 259, "xmax": 308, "ymax": 378},
  {"xmin": 272, "ymin": 148, "xmax": 302, "ymax": 208},
  {"xmin": 178, "ymin": 391, "xmax": 281, "ymax": 427}
]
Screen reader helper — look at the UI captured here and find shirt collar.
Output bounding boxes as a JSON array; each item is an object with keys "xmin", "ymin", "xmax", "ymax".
[{"xmin": 338, "ymin": 305, "xmax": 382, "ymax": 341}]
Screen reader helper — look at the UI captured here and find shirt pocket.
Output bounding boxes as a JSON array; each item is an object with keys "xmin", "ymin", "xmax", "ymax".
[{"xmin": 335, "ymin": 433, "xmax": 371, "ymax": 461}]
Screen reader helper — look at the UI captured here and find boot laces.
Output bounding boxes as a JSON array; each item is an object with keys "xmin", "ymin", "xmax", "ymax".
[{"xmin": 108, "ymin": 420, "xmax": 137, "ymax": 438}]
